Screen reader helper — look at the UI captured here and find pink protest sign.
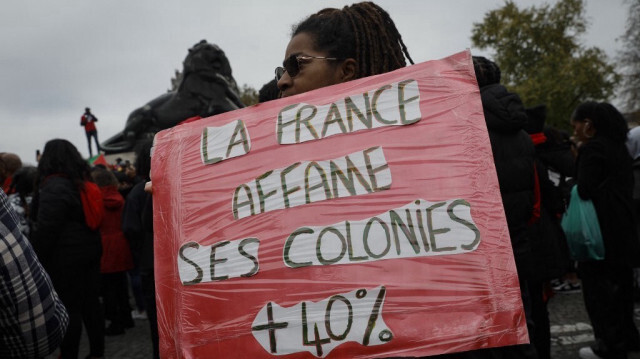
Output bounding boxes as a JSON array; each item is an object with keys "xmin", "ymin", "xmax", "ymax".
[{"xmin": 151, "ymin": 50, "xmax": 528, "ymax": 358}]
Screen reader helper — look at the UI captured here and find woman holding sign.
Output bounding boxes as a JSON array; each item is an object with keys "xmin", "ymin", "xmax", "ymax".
[
  {"xmin": 275, "ymin": 1, "xmax": 414, "ymax": 97},
  {"xmin": 275, "ymin": 4, "xmax": 508, "ymax": 359}
]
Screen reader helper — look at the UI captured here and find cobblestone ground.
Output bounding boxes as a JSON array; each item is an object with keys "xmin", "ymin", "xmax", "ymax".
[
  {"xmin": 45, "ymin": 291, "xmax": 640, "ymax": 358},
  {"xmin": 549, "ymin": 291, "xmax": 640, "ymax": 359},
  {"xmin": 44, "ymin": 316, "xmax": 153, "ymax": 359}
]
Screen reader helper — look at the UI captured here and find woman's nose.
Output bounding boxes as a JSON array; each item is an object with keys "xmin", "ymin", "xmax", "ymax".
[{"xmin": 277, "ymin": 72, "xmax": 292, "ymax": 93}]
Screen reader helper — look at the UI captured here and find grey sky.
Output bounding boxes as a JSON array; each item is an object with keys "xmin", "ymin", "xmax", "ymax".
[{"xmin": 0, "ymin": 0, "xmax": 628, "ymax": 165}]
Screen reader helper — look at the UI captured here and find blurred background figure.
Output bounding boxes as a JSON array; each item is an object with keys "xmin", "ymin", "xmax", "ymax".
[
  {"xmin": 91, "ymin": 166, "xmax": 135, "ymax": 337},
  {"xmin": 122, "ymin": 140, "xmax": 157, "ymax": 359},
  {"xmin": 30, "ymin": 139, "xmax": 105, "ymax": 359},
  {"xmin": 0, "ymin": 153, "xmax": 23, "ymax": 194},
  {"xmin": 626, "ymin": 125, "xmax": 640, "ymax": 306},
  {"xmin": 570, "ymin": 102, "xmax": 640, "ymax": 359},
  {"xmin": 473, "ymin": 55, "xmax": 538, "ymax": 359},
  {"xmin": 81, "ymin": 107, "xmax": 101, "ymax": 158},
  {"xmin": 258, "ymin": 79, "xmax": 279, "ymax": 103},
  {"xmin": 7, "ymin": 165, "xmax": 37, "ymax": 238},
  {"xmin": 523, "ymin": 104, "xmax": 573, "ymax": 359}
]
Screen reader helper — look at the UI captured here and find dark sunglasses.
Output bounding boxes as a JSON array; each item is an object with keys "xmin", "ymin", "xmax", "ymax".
[{"xmin": 275, "ymin": 54, "xmax": 340, "ymax": 82}]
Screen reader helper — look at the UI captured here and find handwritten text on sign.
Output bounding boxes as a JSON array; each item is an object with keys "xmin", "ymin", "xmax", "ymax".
[
  {"xmin": 199, "ymin": 79, "xmax": 421, "ymax": 166},
  {"xmin": 276, "ymin": 79, "xmax": 420, "ymax": 144},
  {"xmin": 177, "ymin": 199, "xmax": 480, "ymax": 285},
  {"xmin": 232, "ymin": 146, "xmax": 391, "ymax": 220},
  {"xmin": 252, "ymin": 286, "xmax": 390, "ymax": 358},
  {"xmin": 284, "ymin": 198, "xmax": 480, "ymax": 268},
  {"xmin": 201, "ymin": 120, "xmax": 251, "ymax": 165}
]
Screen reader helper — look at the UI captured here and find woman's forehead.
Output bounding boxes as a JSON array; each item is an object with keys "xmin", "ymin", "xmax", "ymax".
[{"xmin": 285, "ymin": 33, "xmax": 322, "ymax": 58}]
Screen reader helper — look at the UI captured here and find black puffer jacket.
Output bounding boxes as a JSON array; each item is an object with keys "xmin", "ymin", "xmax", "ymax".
[
  {"xmin": 480, "ymin": 83, "xmax": 536, "ymax": 277},
  {"xmin": 576, "ymin": 136, "xmax": 640, "ymax": 266},
  {"xmin": 31, "ymin": 175, "xmax": 102, "ymax": 271}
]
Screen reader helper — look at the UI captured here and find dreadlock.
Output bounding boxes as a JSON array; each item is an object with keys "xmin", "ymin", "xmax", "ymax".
[{"xmin": 292, "ymin": 1, "xmax": 413, "ymax": 79}]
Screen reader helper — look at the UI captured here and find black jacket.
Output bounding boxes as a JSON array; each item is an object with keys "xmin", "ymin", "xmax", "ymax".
[
  {"xmin": 122, "ymin": 181, "xmax": 154, "ymax": 273},
  {"xmin": 31, "ymin": 176, "xmax": 102, "ymax": 271},
  {"xmin": 528, "ymin": 158, "xmax": 572, "ymax": 280},
  {"xmin": 576, "ymin": 136, "xmax": 640, "ymax": 266},
  {"xmin": 480, "ymin": 83, "xmax": 536, "ymax": 277}
]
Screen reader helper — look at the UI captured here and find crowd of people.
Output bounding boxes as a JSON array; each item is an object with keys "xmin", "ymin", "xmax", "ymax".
[
  {"xmin": 1, "ymin": 1, "xmax": 639, "ymax": 359},
  {"xmin": 0, "ymin": 140, "xmax": 155, "ymax": 359}
]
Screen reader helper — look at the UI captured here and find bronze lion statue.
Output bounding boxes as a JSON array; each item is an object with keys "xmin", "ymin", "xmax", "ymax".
[{"xmin": 101, "ymin": 40, "xmax": 245, "ymax": 154}]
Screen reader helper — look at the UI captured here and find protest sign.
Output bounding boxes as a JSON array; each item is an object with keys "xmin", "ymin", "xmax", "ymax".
[{"xmin": 151, "ymin": 50, "xmax": 528, "ymax": 358}]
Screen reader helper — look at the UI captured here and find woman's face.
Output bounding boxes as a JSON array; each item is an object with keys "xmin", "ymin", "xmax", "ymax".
[
  {"xmin": 571, "ymin": 118, "xmax": 595, "ymax": 144},
  {"xmin": 277, "ymin": 32, "xmax": 345, "ymax": 98}
]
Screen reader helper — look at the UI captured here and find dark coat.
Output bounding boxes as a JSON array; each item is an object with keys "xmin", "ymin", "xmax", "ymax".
[
  {"xmin": 480, "ymin": 83, "xmax": 536, "ymax": 277},
  {"xmin": 528, "ymin": 159, "xmax": 572, "ymax": 280},
  {"xmin": 576, "ymin": 136, "xmax": 640, "ymax": 266},
  {"xmin": 31, "ymin": 175, "xmax": 102, "ymax": 271},
  {"xmin": 122, "ymin": 181, "xmax": 154, "ymax": 273}
]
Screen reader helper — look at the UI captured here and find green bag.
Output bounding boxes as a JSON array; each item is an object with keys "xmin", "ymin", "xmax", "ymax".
[{"xmin": 561, "ymin": 186, "xmax": 605, "ymax": 261}]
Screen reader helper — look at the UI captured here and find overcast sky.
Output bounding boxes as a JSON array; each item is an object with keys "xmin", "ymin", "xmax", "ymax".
[{"xmin": 0, "ymin": 0, "xmax": 628, "ymax": 165}]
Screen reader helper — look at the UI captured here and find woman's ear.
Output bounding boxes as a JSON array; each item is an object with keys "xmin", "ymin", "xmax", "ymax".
[
  {"xmin": 585, "ymin": 119, "xmax": 595, "ymax": 132},
  {"xmin": 584, "ymin": 119, "xmax": 596, "ymax": 137},
  {"xmin": 340, "ymin": 58, "xmax": 358, "ymax": 82}
]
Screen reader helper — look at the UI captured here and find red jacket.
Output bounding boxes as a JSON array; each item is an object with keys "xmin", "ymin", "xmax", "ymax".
[
  {"xmin": 2, "ymin": 176, "xmax": 13, "ymax": 194},
  {"xmin": 81, "ymin": 113, "xmax": 97, "ymax": 132},
  {"xmin": 98, "ymin": 185, "xmax": 133, "ymax": 273}
]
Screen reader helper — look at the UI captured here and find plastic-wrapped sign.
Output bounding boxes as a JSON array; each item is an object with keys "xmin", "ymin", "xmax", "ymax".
[{"xmin": 151, "ymin": 50, "xmax": 528, "ymax": 358}]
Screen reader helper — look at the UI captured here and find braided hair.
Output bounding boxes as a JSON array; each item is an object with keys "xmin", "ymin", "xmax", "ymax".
[
  {"xmin": 571, "ymin": 101, "xmax": 629, "ymax": 143},
  {"xmin": 292, "ymin": 1, "xmax": 413, "ymax": 79}
]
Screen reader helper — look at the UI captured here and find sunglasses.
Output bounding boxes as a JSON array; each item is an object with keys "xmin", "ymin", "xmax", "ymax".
[{"xmin": 275, "ymin": 54, "xmax": 340, "ymax": 82}]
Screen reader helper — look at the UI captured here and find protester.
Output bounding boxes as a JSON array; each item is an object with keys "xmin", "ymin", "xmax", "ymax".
[
  {"xmin": 258, "ymin": 79, "xmax": 279, "ymax": 102},
  {"xmin": 472, "ymin": 55, "xmax": 538, "ymax": 358},
  {"xmin": 81, "ymin": 107, "xmax": 101, "ymax": 158},
  {"xmin": 30, "ymin": 139, "xmax": 105, "ymax": 359},
  {"xmin": 91, "ymin": 166, "xmax": 135, "ymax": 336},
  {"xmin": 537, "ymin": 125, "xmax": 581, "ymax": 295},
  {"xmin": 1, "ymin": 190, "xmax": 69, "ymax": 359},
  {"xmin": 274, "ymin": 3, "xmax": 539, "ymax": 358},
  {"xmin": 121, "ymin": 153, "xmax": 147, "ymax": 323},
  {"xmin": 570, "ymin": 102, "xmax": 640, "ymax": 359},
  {"xmin": 7, "ymin": 165, "xmax": 37, "ymax": 237},
  {"xmin": 524, "ymin": 105, "xmax": 573, "ymax": 359},
  {"xmin": 274, "ymin": 4, "xmax": 546, "ymax": 358},
  {"xmin": 626, "ymin": 125, "xmax": 640, "ymax": 237},
  {"xmin": 120, "ymin": 155, "xmax": 148, "ymax": 323},
  {"xmin": 115, "ymin": 162, "xmax": 142, "ymax": 199},
  {"xmin": 626, "ymin": 126, "xmax": 640, "ymax": 303},
  {"xmin": 122, "ymin": 140, "xmax": 158, "ymax": 359},
  {"xmin": 275, "ymin": 1, "xmax": 413, "ymax": 97},
  {"xmin": 114, "ymin": 157, "xmax": 124, "ymax": 171},
  {"xmin": 0, "ymin": 153, "xmax": 23, "ymax": 194}
]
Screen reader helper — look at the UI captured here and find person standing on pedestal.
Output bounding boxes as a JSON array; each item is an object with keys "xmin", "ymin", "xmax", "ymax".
[{"xmin": 80, "ymin": 107, "xmax": 101, "ymax": 158}]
